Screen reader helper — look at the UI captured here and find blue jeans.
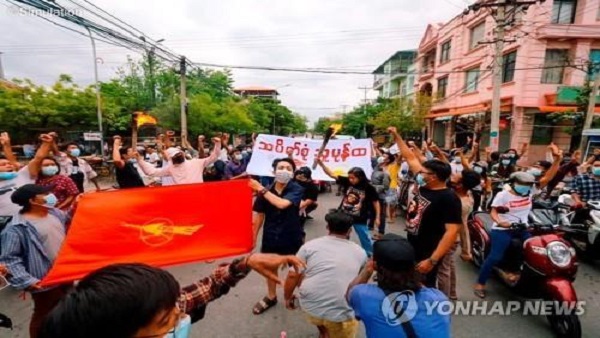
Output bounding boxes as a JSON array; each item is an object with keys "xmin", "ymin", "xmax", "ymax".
[
  {"xmin": 477, "ymin": 229, "xmax": 531, "ymax": 285},
  {"xmin": 353, "ymin": 223, "xmax": 373, "ymax": 257}
]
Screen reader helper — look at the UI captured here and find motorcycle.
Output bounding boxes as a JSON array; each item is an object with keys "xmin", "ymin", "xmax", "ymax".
[
  {"xmin": 556, "ymin": 194, "xmax": 600, "ymax": 261},
  {"xmin": 468, "ymin": 207, "xmax": 581, "ymax": 338}
]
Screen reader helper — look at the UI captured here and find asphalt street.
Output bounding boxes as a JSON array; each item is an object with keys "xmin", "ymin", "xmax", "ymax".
[{"xmin": 1, "ymin": 189, "xmax": 599, "ymax": 337}]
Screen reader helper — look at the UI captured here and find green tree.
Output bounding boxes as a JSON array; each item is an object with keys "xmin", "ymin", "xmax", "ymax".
[{"xmin": 369, "ymin": 93, "xmax": 431, "ymax": 134}]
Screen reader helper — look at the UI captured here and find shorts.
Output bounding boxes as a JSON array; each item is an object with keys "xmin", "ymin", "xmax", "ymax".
[
  {"xmin": 305, "ymin": 314, "xmax": 359, "ymax": 338},
  {"xmin": 261, "ymin": 242, "xmax": 302, "ymax": 256},
  {"xmin": 385, "ymin": 190, "xmax": 398, "ymax": 205}
]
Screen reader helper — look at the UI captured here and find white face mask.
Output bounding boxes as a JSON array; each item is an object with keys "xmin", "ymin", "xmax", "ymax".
[
  {"xmin": 275, "ymin": 169, "xmax": 293, "ymax": 184},
  {"xmin": 234, "ymin": 154, "xmax": 243, "ymax": 161}
]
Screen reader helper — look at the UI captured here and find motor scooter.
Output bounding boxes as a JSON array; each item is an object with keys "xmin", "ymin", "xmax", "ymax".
[
  {"xmin": 556, "ymin": 194, "xmax": 600, "ymax": 260},
  {"xmin": 468, "ymin": 207, "xmax": 581, "ymax": 338}
]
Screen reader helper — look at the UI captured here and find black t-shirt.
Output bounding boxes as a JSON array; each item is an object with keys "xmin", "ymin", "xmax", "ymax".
[
  {"xmin": 406, "ymin": 187, "xmax": 462, "ymax": 260},
  {"xmin": 115, "ymin": 162, "xmax": 145, "ymax": 188},
  {"xmin": 69, "ymin": 158, "xmax": 85, "ymax": 193},
  {"xmin": 253, "ymin": 181, "xmax": 304, "ymax": 249},
  {"xmin": 297, "ymin": 181, "xmax": 319, "ymax": 202},
  {"xmin": 337, "ymin": 177, "xmax": 378, "ymax": 224}
]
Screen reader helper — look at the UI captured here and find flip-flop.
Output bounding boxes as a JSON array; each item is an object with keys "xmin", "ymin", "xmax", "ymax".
[{"xmin": 473, "ymin": 289, "xmax": 486, "ymax": 299}]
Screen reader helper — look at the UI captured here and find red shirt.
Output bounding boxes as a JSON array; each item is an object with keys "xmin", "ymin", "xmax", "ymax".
[{"xmin": 36, "ymin": 175, "xmax": 80, "ymax": 206}]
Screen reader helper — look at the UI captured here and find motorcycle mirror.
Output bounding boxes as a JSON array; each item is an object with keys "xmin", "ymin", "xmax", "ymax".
[{"xmin": 496, "ymin": 206, "xmax": 510, "ymax": 214}]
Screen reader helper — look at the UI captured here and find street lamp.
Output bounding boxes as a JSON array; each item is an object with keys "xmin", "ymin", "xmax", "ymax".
[{"xmin": 86, "ymin": 27, "xmax": 105, "ymax": 159}]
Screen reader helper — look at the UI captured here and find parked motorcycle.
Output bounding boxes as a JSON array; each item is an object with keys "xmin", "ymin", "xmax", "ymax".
[
  {"xmin": 557, "ymin": 194, "xmax": 600, "ymax": 261},
  {"xmin": 468, "ymin": 207, "xmax": 581, "ymax": 338}
]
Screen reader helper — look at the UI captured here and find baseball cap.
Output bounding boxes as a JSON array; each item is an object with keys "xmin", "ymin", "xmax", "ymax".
[
  {"xmin": 373, "ymin": 234, "xmax": 416, "ymax": 272},
  {"xmin": 165, "ymin": 147, "xmax": 183, "ymax": 158},
  {"xmin": 295, "ymin": 167, "xmax": 312, "ymax": 180},
  {"xmin": 510, "ymin": 171, "xmax": 535, "ymax": 185},
  {"xmin": 11, "ymin": 184, "xmax": 52, "ymax": 206}
]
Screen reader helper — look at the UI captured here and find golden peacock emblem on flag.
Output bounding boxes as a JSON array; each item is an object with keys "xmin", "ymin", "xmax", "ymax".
[{"xmin": 121, "ymin": 218, "xmax": 203, "ymax": 247}]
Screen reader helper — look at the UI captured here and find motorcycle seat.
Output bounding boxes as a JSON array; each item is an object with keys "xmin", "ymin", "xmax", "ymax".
[{"xmin": 474, "ymin": 212, "xmax": 495, "ymax": 233}]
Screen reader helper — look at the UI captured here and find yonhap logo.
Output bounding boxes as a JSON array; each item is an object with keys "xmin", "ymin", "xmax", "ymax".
[{"xmin": 381, "ymin": 291, "xmax": 418, "ymax": 325}]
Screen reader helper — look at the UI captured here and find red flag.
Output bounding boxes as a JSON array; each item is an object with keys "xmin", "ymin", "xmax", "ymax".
[{"xmin": 41, "ymin": 179, "xmax": 253, "ymax": 286}]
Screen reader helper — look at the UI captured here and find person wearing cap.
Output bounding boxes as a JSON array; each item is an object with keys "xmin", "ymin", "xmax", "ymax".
[
  {"xmin": 136, "ymin": 137, "xmax": 221, "ymax": 185},
  {"xmin": 474, "ymin": 171, "xmax": 537, "ymax": 298},
  {"xmin": 294, "ymin": 167, "xmax": 319, "ymax": 230},
  {"xmin": 224, "ymin": 147, "xmax": 248, "ymax": 180},
  {"xmin": 111, "ymin": 137, "xmax": 145, "ymax": 189},
  {"xmin": 284, "ymin": 211, "xmax": 366, "ymax": 338},
  {"xmin": 388, "ymin": 127, "xmax": 462, "ymax": 288},
  {"xmin": 346, "ymin": 234, "xmax": 450, "ymax": 338},
  {"xmin": 0, "ymin": 184, "xmax": 74, "ymax": 338}
]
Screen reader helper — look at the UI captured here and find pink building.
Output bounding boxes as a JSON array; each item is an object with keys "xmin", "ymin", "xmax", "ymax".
[{"xmin": 418, "ymin": 0, "xmax": 600, "ymax": 163}]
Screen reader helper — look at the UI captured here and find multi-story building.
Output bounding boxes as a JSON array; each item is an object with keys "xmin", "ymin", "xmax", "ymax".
[
  {"xmin": 418, "ymin": 0, "xmax": 600, "ymax": 163},
  {"xmin": 233, "ymin": 86, "xmax": 279, "ymax": 99},
  {"xmin": 372, "ymin": 50, "xmax": 417, "ymax": 99}
]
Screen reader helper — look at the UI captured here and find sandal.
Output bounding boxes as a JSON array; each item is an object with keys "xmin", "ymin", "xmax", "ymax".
[
  {"xmin": 473, "ymin": 288, "xmax": 486, "ymax": 299},
  {"xmin": 252, "ymin": 296, "xmax": 277, "ymax": 315}
]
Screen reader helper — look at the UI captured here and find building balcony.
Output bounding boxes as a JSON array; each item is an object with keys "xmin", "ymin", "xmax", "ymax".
[{"xmin": 536, "ymin": 24, "xmax": 600, "ymax": 40}]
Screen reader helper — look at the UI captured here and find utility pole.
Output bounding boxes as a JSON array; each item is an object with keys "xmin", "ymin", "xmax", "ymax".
[
  {"xmin": 359, "ymin": 86, "xmax": 370, "ymax": 138},
  {"xmin": 148, "ymin": 47, "xmax": 156, "ymax": 106},
  {"xmin": 580, "ymin": 70, "xmax": 600, "ymax": 150},
  {"xmin": 180, "ymin": 56, "xmax": 188, "ymax": 147},
  {"xmin": 86, "ymin": 27, "xmax": 105, "ymax": 159},
  {"xmin": 489, "ymin": 0, "xmax": 506, "ymax": 152}
]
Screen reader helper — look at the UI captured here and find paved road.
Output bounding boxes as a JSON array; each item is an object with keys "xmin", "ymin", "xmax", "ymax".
[{"xmin": 1, "ymin": 190, "xmax": 599, "ymax": 337}]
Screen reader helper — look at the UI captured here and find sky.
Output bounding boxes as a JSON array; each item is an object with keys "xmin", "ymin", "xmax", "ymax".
[{"xmin": 0, "ymin": 0, "xmax": 473, "ymax": 126}]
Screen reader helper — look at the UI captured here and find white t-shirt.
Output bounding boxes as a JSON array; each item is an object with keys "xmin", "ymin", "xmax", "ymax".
[
  {"xmin": 297, "ymin": 236, "xmax": 367, "ymax": 322},
  {"xmin": 0, "ymin": 166, "xmax": 35, "ymax": 216},
  {"xmin": 450, "ymin": 162, "xmax": 464, "ymax": 175},
  {"xmin": 491, "ymin": 190, "xmax": 532, "ymax": 230},
  {"xmin": 145, "ymin": 152, "xmax": 160, "ymax": 167}
]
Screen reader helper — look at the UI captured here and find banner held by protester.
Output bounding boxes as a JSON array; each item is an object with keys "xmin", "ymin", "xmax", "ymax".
[
  {"xmin": 246, "ymin": 134, "xmax": 373, "ymax": 181},
  {"xmin": 41, "ymin": 179, "xmax": 253, "ymax": 286}
]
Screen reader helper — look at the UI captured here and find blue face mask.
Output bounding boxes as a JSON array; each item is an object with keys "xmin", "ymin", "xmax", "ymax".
[
  {"xmin": 42, "ymin": 166, "xmax": 59, "ymax": 176},
  {"xmin": 43, "ymin": 193, "xmax": 58, "ymax": 208},
  {"xmin": 501, "ymin": 159, "xmax": 511, "ymax": 166},
  {"xmin": 0, "ymin": 171, "xmax": 18, "ymax": 181},
  {"xmin": 165, "ymin": 315, "xmax": 191, "ymax": 338},
  {"xmin": 128, "ymin": 158, "xmax": 137, "ymax": 164},
  {"xmin": 416, "ymin": 173, "xmax": 427, "ymax": 187},
  {"xmin": 473, "ymin": 166, "xmax": 483, "ymax": 174},
  {"xmin": 513, "ymin": 184, "xmax": 531, "ymax": 196},
  {"xmin": 69, "ymin": 148, "xmax": 81, "ymax": 157},
  {"xmin": 527, "ymin": 168, "xmax": 542, "ymax": 177},
  {"xmin": 593, "ymin": 167, "xmax": 600, "ymax": 176}
]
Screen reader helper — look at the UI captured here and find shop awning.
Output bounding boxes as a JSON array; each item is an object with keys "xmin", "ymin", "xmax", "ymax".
[{"xmin": 538, "ymin": 106, "xmax": 600, "ymax": 113}]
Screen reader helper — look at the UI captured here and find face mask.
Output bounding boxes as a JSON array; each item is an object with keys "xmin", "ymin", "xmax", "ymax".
[
  {"xmin": 234, "ymin": 154, "xmax": 243, "ymax": 161},
  {"xmin": 128, "ymin": 158, "xmax": 137, "ymax": 164},
  {"xmin": 507, "ymin": 153, "xmax": 516, "ymax": 159},
  {"xmin": 527, "ymin": 168, "xmax": 542, "ymax": 177},
  {"xmin": 172, "ymin": 156, "xmax": 185, "ymax": 165},
  {"xmin": 453, "ymin": 157, "xmax": 461, "ymax": 164},
  {"xmin": 416, "ymin": 173, "xmax": 427, "ymax": 187},
  {"xmin": 377, "ymin": 157, "xmax": 385, "ymax": 164},
  {"xmin": 592, "ymin": 167, "xmax": 600, "ymax": 176},
  {"xmin": 42, "ymin": 166, "xmax": 59, "ymax": 176},
  {"xmin": 513, "ymin": 184, "xmax": 531, "ymax": 196},
  {"xmin": 69, "ymin": 148, "xmax": 81, "ymax": 157},
  {"xmin": 241, "ymin": 151, "xmax": 248, "ymax": 156},
  {"xmin": 501, "ymin": 159, "xmax": 511, "ymax": 166},
  {"xmin": 275, "ymin": 170, "xmax": 293, "ymax": 184},
  {"xmin": 473, "ymin": 166, "xmax": 483, "ymax": 174},
  {"xmin": 40, "ymin": 193, "xmax": 58, "ymax": 208},
  {"xmin": 165, "ymin": 315, "xmax": 191, "ymax": 338},
  {"xmin": 0, "ymin": 171, "xmax": 18, "ymax": 181}
]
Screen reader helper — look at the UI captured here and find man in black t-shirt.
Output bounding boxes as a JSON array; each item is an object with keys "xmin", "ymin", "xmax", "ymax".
[
  {"xmin": 112, "ymin": 137, "xmax": 145, "ymax": 189},
  {"xmin": 389, "ymin": 127, "xmax": 462, "ymax": 288},
  {"xmin": 294, "ymin": 167, "xmax": 319, "ymax": 230}
]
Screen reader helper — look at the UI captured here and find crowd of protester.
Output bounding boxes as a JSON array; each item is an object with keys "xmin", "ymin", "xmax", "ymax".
[{"xmin": 2, "ymin": 126, "xmax": 600, "ymax": 338}]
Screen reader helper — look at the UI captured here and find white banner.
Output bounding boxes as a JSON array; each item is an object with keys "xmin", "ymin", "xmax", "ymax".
[
  {"xmin": 247, "ymin": 134, "xmax": 373, "ymax": 181},
  {"xmin": 83, "ymin": 132, "xmax": 102, "ymax": 141}
]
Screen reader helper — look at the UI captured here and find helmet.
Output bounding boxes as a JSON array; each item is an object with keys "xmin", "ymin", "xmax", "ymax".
[{"xmin": 510, "ymin": 171, "xmax": 535, "ymax": 185}]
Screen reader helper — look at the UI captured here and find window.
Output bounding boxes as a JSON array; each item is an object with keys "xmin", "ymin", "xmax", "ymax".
[
  {"xmin": 440, "ymin": 40, "xmax": 451, "ymax": 64},
  {"xmin": 589, "ymin": 49, "xmax": 600, "ymax": 79},
  {"xmin": 465, "ymin": 68, "xmax": 480, "ymax": 93},
  {"xmin": 502, "ymin": 51, "xmax": 517, "ymax": 83},
  {"xmin": 541, "ymin": 49, "xmax": 568, "ymax": 84},
  {"xmin": 552, "ymin": 0, "xmax": 577, "ymax": 24},
  {"xmin": 531, "ymin": 114, "xmax": 554, "ymax": 145},
  {"xmin": 469, "ymin": 22, "xmax": 485, "ymax": 50},
  {"xmin": 437, "ymin": 76, "xmax": 448, "ymax": 99}
]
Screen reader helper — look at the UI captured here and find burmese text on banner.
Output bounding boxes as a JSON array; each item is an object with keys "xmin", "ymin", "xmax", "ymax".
[
  {"xmin": 246, "ymin": 134, "xmax": 373, "ymax": 181},
  {"xmin": 41, "ymin": 179, "xmax": 253, "ymax": 286}
]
